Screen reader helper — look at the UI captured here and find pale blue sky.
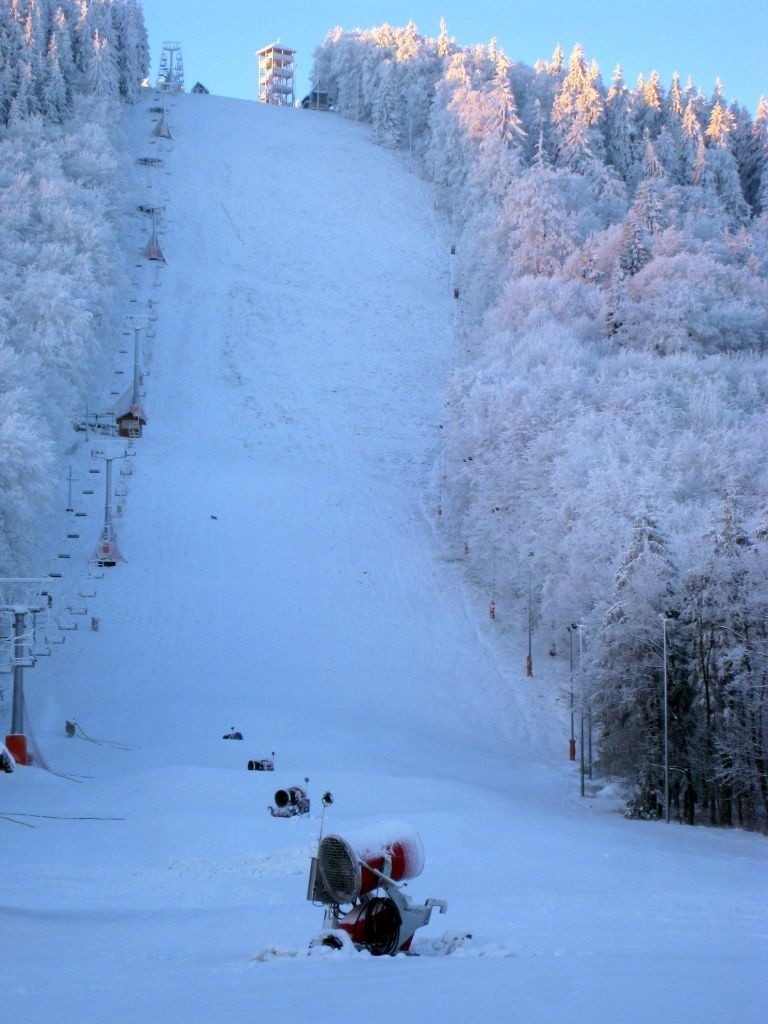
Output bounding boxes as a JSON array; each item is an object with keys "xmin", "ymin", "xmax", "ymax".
[{"xmin": 140, "ymin": 1, "xmax": 766, "ymax": 113}]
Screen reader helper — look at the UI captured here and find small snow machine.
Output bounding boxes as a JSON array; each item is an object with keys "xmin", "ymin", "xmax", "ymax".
[
  {"xmin": 307, "ymin": 828, "xmax": 447, "ymax": 955},
  {"xmin": 247, "ymin": 756, "xmax": 274, "ymax": 771},
  {"xmin": 268, "ymin": 783, "xmax": 309, "ymax": 817}
]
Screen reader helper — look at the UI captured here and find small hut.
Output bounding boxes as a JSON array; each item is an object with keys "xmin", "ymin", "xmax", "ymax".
[{"xmin": 114, "ymin": 393, "xmax": 147, "ymax": 438}]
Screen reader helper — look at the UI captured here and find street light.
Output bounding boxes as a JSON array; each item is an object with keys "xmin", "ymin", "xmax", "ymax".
[
  {"xmin": 578, "ymin": 623, "xmax": 586, "ymax": 797},
  {"xmin": 660, "ymin": 614, "xmax": 673, "ymax": 823},
  {"xmin": 567, "ymin": 624, "xmax": 578, "ymax": 761},
  {"xmin": 526, "ymin": 551, "xmax": 534, "ymax": 677},
  {"xmin": 659, "ymin": 610, "xmax": 681, "ymax": 823}
]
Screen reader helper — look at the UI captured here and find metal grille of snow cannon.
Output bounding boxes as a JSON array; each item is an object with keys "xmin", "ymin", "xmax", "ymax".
[
  {"xmin": 316, "ymin": 830, "xmax": 425, "ymax": 903},
  {"xmin": 316, "ymin": 835, "xmax": 361, "ymax": 904}
]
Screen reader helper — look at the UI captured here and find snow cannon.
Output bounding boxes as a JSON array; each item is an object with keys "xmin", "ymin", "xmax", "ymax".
[
  {"xmin": 268, "ymin": 783, "xmax": 309, "ymax": 817},
  {"xmin": 316, "ymin": 831, "xmax": 424, "ymax": 903},
  {"xmin": 307, "ymin": 825, "xmax": 447, "ymax": 955}
]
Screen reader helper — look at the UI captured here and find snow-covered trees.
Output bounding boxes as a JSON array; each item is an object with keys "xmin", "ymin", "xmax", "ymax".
[
  {"xmin": 0, "ymin": 0, "xmax": 147, "ymax": 126},
  {"xmin": 0, "ymin": 0, "xmax": 146, "ymax": 573},
  {"xmin": 679, "ymin": 506, "xmax": 768, "ymax": 826},
  {"xmin": 595, "ymin": 509, "xmax": 680, "ymax": 793},
  {"xmin": 312, "ymin": 25, "xmax": 768, "ymax": 827},
  {"xmin": 551, "ymin": 44, "xmax": 605, "ymax": 170}
]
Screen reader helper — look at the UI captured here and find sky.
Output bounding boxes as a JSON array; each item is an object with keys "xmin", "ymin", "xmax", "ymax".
[{"xmin": 139, "ymin": 0, "xmax": 766, "ymax": 114}]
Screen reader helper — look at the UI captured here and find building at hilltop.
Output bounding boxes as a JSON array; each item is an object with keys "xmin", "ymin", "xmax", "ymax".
[{"xmin": 257, "ymin": 44, "xmax": 295, "ymax": 106}]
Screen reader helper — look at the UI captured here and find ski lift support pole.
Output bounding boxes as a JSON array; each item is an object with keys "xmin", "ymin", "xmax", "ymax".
[
  {"xmin": 1, "ymin": 578, "xmax": 48, "ymax": 750},
  {"xmin": 10, "ymin": 610, "xmax": 25, "ymax": 735},
  {"xmin": 91, "ymin": 448, "xmax": 131, "ymax": 555},
  {"xmin": 126, "ymin": 317, "xmax": 147, "ymax": 408}
]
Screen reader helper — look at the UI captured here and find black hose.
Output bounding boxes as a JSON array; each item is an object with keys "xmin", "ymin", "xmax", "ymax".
[{"xmin": 358, "ymin": 897, "xmax": 401, "ymax": 956}]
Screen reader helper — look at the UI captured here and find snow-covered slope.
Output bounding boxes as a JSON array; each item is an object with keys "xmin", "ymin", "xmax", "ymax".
[{"xmin": 2, "ymin": 94, "xmax": 766, "ymax": 1024}]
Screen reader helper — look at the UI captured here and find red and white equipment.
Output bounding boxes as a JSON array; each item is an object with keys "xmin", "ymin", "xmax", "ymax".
[{"xmin": 307, "ymin": 826, "xmax": 447, "ymax": 955}]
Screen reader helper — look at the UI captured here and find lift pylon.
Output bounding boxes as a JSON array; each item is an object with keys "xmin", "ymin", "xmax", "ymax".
[
  {"xmin": 157, "ymin": 42, "xmax": 184, "ymax": 93},
  {"xmin": 145, "ymin": 208, "xmax": 165, "ymax": 262},
  {"xmin": 1, "ymin": 578, "xmax": 50, "ymax": 766},
  {"xmin": 152, "ymin": 104, "xmax": 172, "ymax": 139}
]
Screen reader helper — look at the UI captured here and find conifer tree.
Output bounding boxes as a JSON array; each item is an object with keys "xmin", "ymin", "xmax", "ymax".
[
  {"xmin": 680, "ymin": 96, "xmax": 704, "ymax": 182},
  {"xmin": 743, "ymin": 97, "xmax": 768, "ymax": 212},
  {"xmin": 113, "ymin": 0, "xmax": 149, "ymax": 99},
  {"xmin": 42, "ymin": 32, "xmax": 69, "ymax": 121},
  {"xmin": 487, "ymin": 49, "xmax": 525, "ymax": 147},
  {"xmin": 595, "ymin": 508, "xmax": 680, "ymax": 806},
  {"xmin": 437, "ymin": 16, "xmax": 451, "ymax": 59},
  {"xmin": 372, "ymin": 58, "xmax": 402, "ymax": 149},
  {"xmin": 667, "ymin": 71, "xmax": 684, "ymax": 121},
  {"xmin": 551, "ymin": 44, "xmax": 605, "ymax": 170},
  {"xmin": 604, "ymin": 65, "xmax": 639, "ymax": 186},
  {"xmin": 681, "ymin": 504, "xmax": 768, "ymax": 825},
  {"xmin": 636, "ymin": 69, "xmax": 664, "ymax": 139}
]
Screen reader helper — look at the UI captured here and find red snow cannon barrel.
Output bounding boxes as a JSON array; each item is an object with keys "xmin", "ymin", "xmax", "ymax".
[{"xmin": 317, "ymin": 827, "xmax": 425, "ymax": 904}]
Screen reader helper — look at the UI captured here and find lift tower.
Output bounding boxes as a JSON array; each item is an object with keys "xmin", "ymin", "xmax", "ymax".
[
  {"xmin": 1, "ymin": 578, "xmax": 49, "ymax": 766},
  {"xmin": 157, "ymin": 42, "xmax": 184, "ymax": 93}
]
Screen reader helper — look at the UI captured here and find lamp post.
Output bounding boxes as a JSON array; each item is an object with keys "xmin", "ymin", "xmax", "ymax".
[
  {"xmin": 661, "ymin": 615, "xmax": 671, "ymax": 824},
  {"xmin": 578, "ymin": 623, "xmax": 586, "ymax": 797},
  {"xmin": 567, "ymin": 624, "xmax": 577, "ymax": 761},
  {"xmin": 526, "ymin": 550, "xmax": 534, "ymax": 677}
]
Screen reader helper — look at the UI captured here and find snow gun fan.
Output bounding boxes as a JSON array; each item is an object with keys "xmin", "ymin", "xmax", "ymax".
[{"xmin": 307, "ymin": 828, "xmax": 447, "ymax": 955}]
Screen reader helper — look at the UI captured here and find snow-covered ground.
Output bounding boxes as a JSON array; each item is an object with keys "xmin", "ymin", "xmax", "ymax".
[{"xmin": 1, "ymin": 93, "xmax": 766, "ymax": 1023}]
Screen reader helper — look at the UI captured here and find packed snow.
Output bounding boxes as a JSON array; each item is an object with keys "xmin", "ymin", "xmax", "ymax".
[{"xmin": 1, "ymin": 92, "xmax": 766, "ymax": 1023}]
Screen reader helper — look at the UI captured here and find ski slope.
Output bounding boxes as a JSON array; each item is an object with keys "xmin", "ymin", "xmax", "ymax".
[{"xmin": 2, "ymin": 93, "xmax": 766, "ymax": 1024}]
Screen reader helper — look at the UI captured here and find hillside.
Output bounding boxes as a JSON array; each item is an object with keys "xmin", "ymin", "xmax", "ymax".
[{"xmin": 2, "ymin": 92, "xmax": 766, "ymax": 1024}]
